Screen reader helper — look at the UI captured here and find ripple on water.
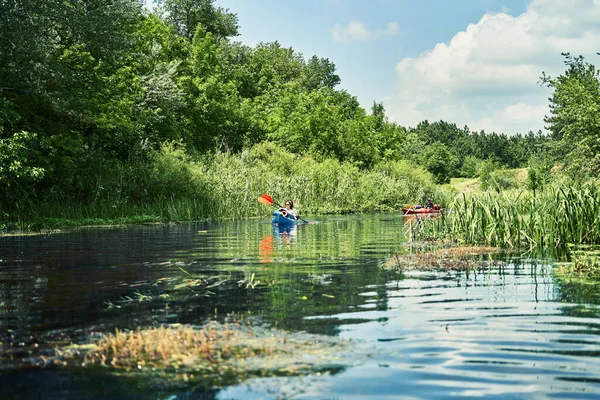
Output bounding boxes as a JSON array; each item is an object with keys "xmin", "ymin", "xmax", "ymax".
[{"xmin": 1, "ymin": 217, "xmax": 600, "ymax": 399}]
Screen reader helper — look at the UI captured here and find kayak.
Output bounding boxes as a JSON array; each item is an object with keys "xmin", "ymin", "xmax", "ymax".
[
  {"xmin": 402, "ymin": 207, "xmax": 444, "ymax": 215},
  {"xmin": 272, "ymin": 210, "xmax": 298, "ymax": 226}
]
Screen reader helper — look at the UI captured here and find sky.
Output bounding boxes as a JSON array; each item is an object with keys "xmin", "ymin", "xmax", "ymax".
[{"xmin": 160, "ymin": 0, "xmax": 600, "ymax": 135}]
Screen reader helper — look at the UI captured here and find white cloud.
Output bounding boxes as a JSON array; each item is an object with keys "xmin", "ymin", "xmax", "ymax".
[
  {"xmin": 331, "ymin": 20, "xmax": 398, "ymax": 42},
  {"xmin": 469, "ymin": 103, "xmax": 549, "ymax": 134},
  {"xmin": 385, "ymin": 0, "xmax": 600, "ymax": 135}
]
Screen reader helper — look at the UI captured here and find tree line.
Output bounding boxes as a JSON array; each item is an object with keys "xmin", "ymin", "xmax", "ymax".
[{"xmin": 0, "ymin": 0, "xmax": 595, "ymax": 220}]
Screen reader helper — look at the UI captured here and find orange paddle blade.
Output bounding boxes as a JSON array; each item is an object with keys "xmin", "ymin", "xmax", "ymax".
[
  {"xmin": 261, "ymin": 194, "xmax": 274, "ymax": 202},
  {"xmin": 258, "ymin": 196, "xmax": 273, "ymax": 206}
]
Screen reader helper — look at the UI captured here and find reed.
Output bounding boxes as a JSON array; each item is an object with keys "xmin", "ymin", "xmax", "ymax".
[
  {"xmin": 1, "ymin": 141, "xmax": 452, "ymax": 231},
  {"xmin": 435, "ymin": 183, "xmax": 600, "ymax": 251}
]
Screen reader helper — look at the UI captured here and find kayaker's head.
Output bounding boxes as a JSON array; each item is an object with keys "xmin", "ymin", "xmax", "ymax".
[{"xmin": 285, "ymin": 200, "xmax": 294, "ymax": 210}]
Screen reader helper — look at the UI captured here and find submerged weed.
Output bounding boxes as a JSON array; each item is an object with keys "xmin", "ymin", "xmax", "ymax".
[
  {"xmin": 56, "ymin": 318, "xmax": 355, "ymax": 389},
  {"xmin": 382, "ymin": 245, "xmax": 501, "ymax": 271}
]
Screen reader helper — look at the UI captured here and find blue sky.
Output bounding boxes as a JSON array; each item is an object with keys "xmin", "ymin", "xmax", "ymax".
[
  {"xmin": 217, "ymin": 0, "xmax": 529, "ymax": 116},
  {"xmin": 152, "ymin": 1, "xmax": 600, "ymax": 135}
]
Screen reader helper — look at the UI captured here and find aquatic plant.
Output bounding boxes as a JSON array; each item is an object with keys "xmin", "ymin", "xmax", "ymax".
[
  {"xmin": 431, "ymin": 183, "xmax": 600, "ymax": 251},
  {"xmin": 382, "ymin": 245, "xmax": 501, "ymax": 271},
  {"xmin": 1, "ymin": 141, "xmax": 451, "ymax": 231},
  {"xmin": 553, "ymin": 248, "xmax": 600, "ymax": 304},
  {"xmin": 58, "ymin": 319, "xmax": 354, "ymax": 388},
  {"xmin": 571, "ymin": 251, "xmax": 600, "ymax": 273}
]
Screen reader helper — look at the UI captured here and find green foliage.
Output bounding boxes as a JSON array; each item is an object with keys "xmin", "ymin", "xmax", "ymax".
[
  {"xmin": 336, "ymin": 119, "xmax": 378, "ymax": 168},
  {"xmin": 478, "ymin": 160, "xmax": 521, "ymax": 194},
  {"xmin": 0, "ymin": 0, "xmax": 565, "ymax": 231},
  {"xmin": 148, "ymin": 141, "xmax": 206, "ymax": 199},
  {"xmin": 409, "ymin": 121, "xmax": 548, "ymax": 179},
  {"xmin": 433, "ymin": 183, "xmax": 600, "ymax": 250},
  {"xmin": 301, "ymin": 55, "xmax": 341, "ymax": 90},
  {"xmin": 526, "ymin": 152, "xmax": 554, "ymax": 193},
  {"xmin": 158, "ymin": 0, "xmax": 239, "ymax": 40},
  {"xmin": 0, "ymin": 143, "xmax": 450, "ymax": 228},
  {"xmin": 373, "ymin": 160, "xmax": 440, "ymax": 205},
  {"xmin": 422, "ymin": 142, "xmax": 455, "ymax": 184},
  {"xmin": 479, "ymin": 160, "xmax": 500, "ymax": 192},
  {"xmin": 489, "ymin": 169, "xmax": 520, "ymax": 192},
  {"xmin": 460, "ymin": 156, "xmax": 481, "ymax": 178},
  {"xmin": 0, "ymin": 131, "xmax": 45, "ymax": 191},
  {"xmin": 248, "ymin": 141, "xmax": 296, "ymax": 175},
  {"xmin": 542, "ymin": 53, "xmax": 600, "ymax": 177}
]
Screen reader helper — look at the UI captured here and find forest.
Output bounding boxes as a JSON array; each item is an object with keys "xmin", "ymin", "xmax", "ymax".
[{"xmin": 0, "ymin": 0, "xmax": 598, "ymax": 231}]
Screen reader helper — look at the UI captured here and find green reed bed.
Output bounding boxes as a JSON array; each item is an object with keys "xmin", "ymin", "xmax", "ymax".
[
  {"xmin": 438, "ymin": 184, "xmax": 600, "ymax": 250},
  {"xmin": 1, "ymin": 141, "xmax": 452, "ymax": 232}
]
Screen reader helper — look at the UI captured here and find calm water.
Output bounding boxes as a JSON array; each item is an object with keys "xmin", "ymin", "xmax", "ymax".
[{"xmin": 1, "ymin": 213, "xmax": 599, "ymax": 399}]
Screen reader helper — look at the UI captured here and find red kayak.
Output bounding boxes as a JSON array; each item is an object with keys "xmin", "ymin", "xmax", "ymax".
[{"xmin": 402, "ymin": 207, "xmax": 444, "ymax": 215}]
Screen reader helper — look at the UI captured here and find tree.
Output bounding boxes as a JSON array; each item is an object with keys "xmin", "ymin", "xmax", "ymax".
[
  {"xmin": 157, "ymin": 0, "xmax": 238, "ymax": 40},
  {"xmin": 422, "ymin": 142, "xmax": 455, "ymax": 184},
  {"xmin": 541, "ymin": 53, "xmax": 600, "ymax": 176},
  {"xmin": 301, "ymin": 56, "xmax": 340, "ymax": 91},
  {"xmin": 460, "ymin": 155, "xmax": 481, "ymax": 178},
  {"xmin": 527, "ymin": 152, "xmax": 554, "ymax": 194}
]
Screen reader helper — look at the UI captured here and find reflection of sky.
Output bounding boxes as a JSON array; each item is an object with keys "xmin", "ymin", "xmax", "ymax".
[
  {"xmin": 3, "ymin": 213, "xmax": 599, "ymax": 398},
  {"xmin": 222, "ymin": 263, "xmax": 600, "ymax": 399}
]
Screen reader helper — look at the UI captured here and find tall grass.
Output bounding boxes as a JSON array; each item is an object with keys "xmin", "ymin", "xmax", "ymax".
[
  {"xmin": 437, "ymin": 183, "xmax": 600, "ymax": 250},
  {"xmin": 1, "ymin": 141, "xmax": 453, "ymax": 230}
]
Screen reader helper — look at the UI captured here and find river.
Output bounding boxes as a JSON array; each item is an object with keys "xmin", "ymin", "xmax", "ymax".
[{"xmin": 1, "ymin": 213, "xmax": 599, "ymax": 399}]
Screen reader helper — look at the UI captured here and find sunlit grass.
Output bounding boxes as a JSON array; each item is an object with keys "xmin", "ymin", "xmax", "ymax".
[
  {"xmin": 427, "ymin": 183, "xmax": 600, "ymax": 251},
  {"xmin": 1, "ymin": 141, "xmax": 453, "ymax": 232}
]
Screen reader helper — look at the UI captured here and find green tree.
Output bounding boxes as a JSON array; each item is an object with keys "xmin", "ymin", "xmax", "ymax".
[
  {"xmin": 479, "ymin": 159, "xmax": 518, "ymax": 193},
  {"xmin": 527, "ymin": 152, "xmax": 554, "ymax": 194},
  {"xmin": 541, "ymin": 53, "xmax": 600, "ymax": 176},
  {"xmin": 301, "ymin": 55, "xmax": 341, "ymax": 91},
  {"xmin": 460, "ymin": 155, "xmax": 481, "ymax": 178},
  {"xmin": 157, "ymin": 0, "xmax": 239, "ymax": 40},
  {"xmin": 0, "ymin": 0, "xmax": 146, "ymax": 198},
  {"xmin": 422, "ymin": 142, "xmax": 455, "ymax": 184},
  {"xmin": 0, "ymin": 131, "xmax": 46, "ymax": 206}
]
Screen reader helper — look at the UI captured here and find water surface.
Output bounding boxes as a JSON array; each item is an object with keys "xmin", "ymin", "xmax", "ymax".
[{"xmin": 1, "ymin": 213, "xmax": 599, "ymax": 399}]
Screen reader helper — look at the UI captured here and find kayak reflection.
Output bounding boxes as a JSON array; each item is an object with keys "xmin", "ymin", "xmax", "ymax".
[
  {"xmin": 258, "ymin": 225, "xmax": 298, "ymax": 263},
  {"xmin": 274, "ymin": 224, "xmax": 298, "ymax": 238}
]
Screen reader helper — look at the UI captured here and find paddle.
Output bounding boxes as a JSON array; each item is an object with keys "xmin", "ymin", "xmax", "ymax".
[{"xmin": 258, "ymin": 194, "xmax": 310, "ymax": 224}]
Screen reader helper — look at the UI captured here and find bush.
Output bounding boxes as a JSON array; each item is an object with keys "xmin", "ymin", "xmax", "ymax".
[
  {"xmin": 527, "ymin": 152, "xmax": 554, "ymax": 193},
  {"xmin": 460, "ymin": 156, "xmax": 481, "ymax": 178},
  {"xmin": 148, "ymin": 140, "xmax": 207, "ymax": 199}
]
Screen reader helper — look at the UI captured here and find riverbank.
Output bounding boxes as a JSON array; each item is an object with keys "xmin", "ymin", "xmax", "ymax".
[{"xmin": 1, "ymin": 142, "xmax": 454, "ymax": 235}]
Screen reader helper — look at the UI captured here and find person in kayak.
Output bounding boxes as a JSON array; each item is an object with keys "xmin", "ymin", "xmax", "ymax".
[
  {"xmin": 425, "ymin": 199, "xmax": 434, "ymax": 209},
  {"xmin": 280, "ymin": 200, "xmax": 299, "ymax": 219}
]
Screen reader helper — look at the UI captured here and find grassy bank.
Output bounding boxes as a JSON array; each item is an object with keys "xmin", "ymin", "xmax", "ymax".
[{"xmin": 0, "ymin": 141, "xmax": 454, "ymax": 232}]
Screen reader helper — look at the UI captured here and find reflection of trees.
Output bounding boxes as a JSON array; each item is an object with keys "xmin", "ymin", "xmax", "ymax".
[
  {"xmin": 553, "ymin": 270, "xmax": 600, "ymax": 304},
  {"xmin": 0, "ymin": 215, "xmax": 409, "ymax": 343},
  {"xmin": 261, "ymin": 262, "xmax": 393, "ymax": 335},
  {"xmin": 179, "ymin": 216, "xmax": 406, "ymax": 334},
  {"xmin": 552, "ymin": 247, "xmax": 600, "ymax": 304},
  {"xmin": 235, "ymin": 217, "xmax": 403, "ymax": 334}
]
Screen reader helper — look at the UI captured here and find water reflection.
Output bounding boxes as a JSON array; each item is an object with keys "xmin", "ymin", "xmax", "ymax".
[
  {"xmin": 259, "ymin": 225, "xmax": 298, "ymax": 263},
  {"xmin": 0, "ymin": 214, "xmax": 600, "ymax": 399}
]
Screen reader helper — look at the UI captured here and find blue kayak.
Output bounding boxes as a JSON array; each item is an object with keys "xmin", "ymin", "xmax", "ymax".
[{"xmin": 272, "ymin": 210, "xmax": 298, "ymax": 227}]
